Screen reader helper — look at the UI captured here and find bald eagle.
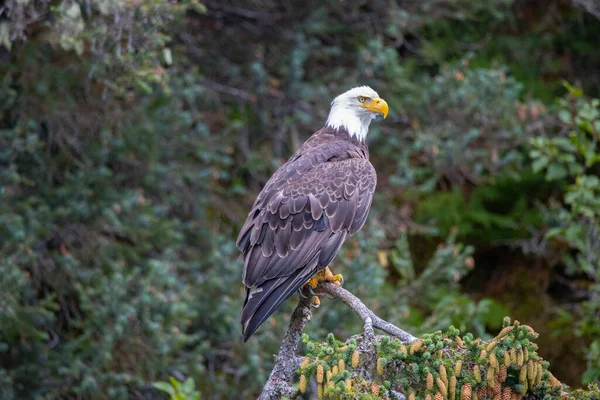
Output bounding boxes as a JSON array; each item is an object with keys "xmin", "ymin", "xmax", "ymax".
[{"xmin": 237, "ymin": 86, "xmax": 388, "ymax": 341}]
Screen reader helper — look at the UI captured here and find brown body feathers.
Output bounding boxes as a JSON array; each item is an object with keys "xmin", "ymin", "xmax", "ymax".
[{"xmin": 237, "ymin": 126, "xmax": 377, "ymax": 341}]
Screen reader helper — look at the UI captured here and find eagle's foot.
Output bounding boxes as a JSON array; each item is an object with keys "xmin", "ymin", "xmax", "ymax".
[
  {"xmin": 306, "ymin": 266, "xmax": 344, "ymax": 288},
  {"xmin": 303, "ymin": 267, "xmax": 343, "ymax": 308},
  {"xmin": 311, "ymin": 295, "xmax": 321, "ymax": 308}
]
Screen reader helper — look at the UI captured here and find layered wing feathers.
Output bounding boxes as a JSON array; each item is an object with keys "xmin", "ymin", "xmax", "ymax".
[{"xmin": 237, "ymin": 137, "xmax": 376, "ymax": 341}]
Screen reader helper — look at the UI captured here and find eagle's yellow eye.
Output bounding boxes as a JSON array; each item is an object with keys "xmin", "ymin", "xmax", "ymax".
[{"xmin": 358, "ymin": 96, "xmax": 366, "ymax": 103}]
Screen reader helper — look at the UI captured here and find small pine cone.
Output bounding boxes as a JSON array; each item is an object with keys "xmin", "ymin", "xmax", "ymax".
[
  {"xmin": 486, "ymin": 340, "xmax": 498, "ymax": 352},
  {"xmin": 332, "ymin": 365, "xmax": 339, "ymax": 375},
  {"xmin": 510, "ymin": 394, "xmax": 519, "ymax": 400},
  {"xmin": 438, "ymin": 350, "xmax": 443, "ymax": 359},
  {"xmin": 477, "ymin": 386, "xmax": 486, "ymax": 400},
  {"xmin": 462, "ymin": 383, "xmax": 472, "ymax": 400},
  {"xmin": 326, "ymin": 370, "xmax": 332, "ymax": 382},
  {"xmin": 527, "ymin": 360, "xmax": 535, "ymax": 381},
  {"xmin": 480, "ymin": 350, "xmax": 487, "ymax": 360},
  {"xmin": 519, "ymin": 365, "xmax": 527, "ymax": 384},
  {"xmin": 345, "ymin": 378, "xmax": 352, "ymax": 392},
  {"xmin": 408, "ymin": 392, "xmax": 415, "ymax": 400},
  {"xmin": 487, "ymin": 365, "xmax": 496, "ymax": 388},
  {"xmin": 493, "ymin": 392, "xmax": 501, "ymax": 400},
  {"xmin": 524, "ymin": 348, "xmax": 529, "ymax": 362},
  {"xmin": 494, "ymin": 381, "xmax": 502, "ymax": 395},
  {"xmin": 502, "ymin": 386, "xmax": 512, "ymax": 400},
  {"xmin": 449, "ymin": 376, "xmax": 457, "ymax": 400},
  {"xmin": 338, "ymin": 358, "xmax": 345, "ymax": 372},
  {"xmin": 436, "ymin": 377, "xmax": 448, "ymax": 396},
  {"xmin": 510, "ymin": 348, "xmax": 517, "ymax": 365},
  {"xmin": 440, "ymin": 364, "xmax": 448, "ymax": 386},
  {"xmin": 520, "ymin": 380, "xmax": 528, "ymax": 395},
  {"xmin": 317, "ymin": 364, "xmax": 324, "ymax": 384},
  {"xmin": 410, "ymin": 339, "xmax": 424, "ymax": 354},
  {"xmin": 377, "ymin": 358, "xmax": 384, "ymax": 375},
  {"xmin": 456, "ymin": 336, "xmax": 465, "ymax": 348},
  {"xmin": 352, "ymin": 350, "xmax": 359, "ymax": 368},
  {"xmin": 454, "ymin": 360, "xmax": 463, "ymax": 377},
  {"xmin": 435, "ymin": 392, "xmax": 444, "ymax": 400},
  {"xmin": 549, "ymin": 372, "xmax": 560, "ymax": 387},
  {"xmin": 489, "ymin": 353, "xmax": 499, "ymax": 371},
  {"xmin": 299, "ymin": 375, "xmax": 307, "ymax": 393},
  {"xmin": 536, "ymin": 363, "xmax": 543, "ymax": 385},
  {"xmin": 371, "ymin": 382, "xmax": 380, "ymax": 396},
  {"xmin": 499, "ymin": 365, "xmax": 507, "ymax": 382},
  {"xmin": 473, "ymin": 365, "xmax": 482, "ymax": 383},
  {"xmin": 427, "ymin": 372, "xmax": 434, "ymax": 390},
  {"xmin": 524, "ymin": 325, "xmax": 536, "ymax": 336},
  {"xmin": 300, "ymin": 357, "xmax": 310, "ymax": 369},
  {"xmin": 318, "ymin": 383, "xmax": 324, "ymax": 400},
  {"xmin": 496, "ymin": 325, "xmax": 513, "ymax": 339},
  {"xmin": 517, "ymin": 349, "xmax": 524, "ymax": 366},
  {"xmin": 473, "ymin": 392, "xmax": 478, "ymax": 400},
  {"xmin": 504, "ymin": 351, "xmax": 511, "ymax": 367},
  {"xmin": 327, "ymin": 380, "xmax": 334, "ymax": 391}
]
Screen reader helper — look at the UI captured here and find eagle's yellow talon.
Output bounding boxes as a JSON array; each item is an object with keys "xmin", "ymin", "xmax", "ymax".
[
  {"xmin": 312, "ymin": 296, "xmax": 321, "ymax": 308},
  {"xmin": 304, "ymin": 267, "xmax": 344, "ymax": 291},
  {"xmin": 332, "ymin": 274, "xmax": 343, "ymax": 286},
  {"xmin": 322, "ymin": 267, "xmax": 343, "ymax": 286},
  {"xmin": 307, "ymin": 276, "xmax": 320, "ymax": 289}
]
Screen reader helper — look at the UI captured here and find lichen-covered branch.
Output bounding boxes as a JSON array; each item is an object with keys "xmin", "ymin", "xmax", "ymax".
[
  {"xmin": 316, "ymin": 283, "xmax": 418, "ymax": 345},
  {"xmin": 258, "ymin": 295, "xmax": 313, "ymax": 400},
  {"xmin": 259, "ymin": 283, "xmax": 417, "ymax": 399}
]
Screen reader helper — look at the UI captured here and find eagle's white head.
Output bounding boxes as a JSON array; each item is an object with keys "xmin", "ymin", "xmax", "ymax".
[{"xmin": 326, "ymin": 86, "xmax": 389, "ymax": 142}]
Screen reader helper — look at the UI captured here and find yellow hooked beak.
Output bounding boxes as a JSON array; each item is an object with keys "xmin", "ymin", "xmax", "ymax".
[{"xmin": 361, "ymin": 97, "xmax": 389, "ymax": 118}]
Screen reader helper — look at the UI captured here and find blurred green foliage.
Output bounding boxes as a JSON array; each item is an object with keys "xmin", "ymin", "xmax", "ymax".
[
  {"xmin": 530, "ymin": 84, "xmax": 600, "ymax": 384},
  {"xmin": 1, "ymin": 0, "xmax": 600, "ymax": 398},
  {"xmin": 153, "ymin": 377, "xmax": 201, "ymax": 400},
  {"xmin": 387, "ymin": 63, "xmax": 526, "ymax": 191}
]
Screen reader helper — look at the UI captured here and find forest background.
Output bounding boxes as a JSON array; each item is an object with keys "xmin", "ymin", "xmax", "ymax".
[{"xmin": 1, "ymin": 0, "xmax": 600, "ymax": 398}]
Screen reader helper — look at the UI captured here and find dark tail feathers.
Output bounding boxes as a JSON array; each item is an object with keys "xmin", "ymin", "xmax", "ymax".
[{"xmin": 241, "ymin": 268, "xmax": 313, "ymax": 341}]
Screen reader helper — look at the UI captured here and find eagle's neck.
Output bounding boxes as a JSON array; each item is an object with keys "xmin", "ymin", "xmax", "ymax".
[{"xmin": 325, "ymin": 105, "xmax": 373, "ymax": 142}]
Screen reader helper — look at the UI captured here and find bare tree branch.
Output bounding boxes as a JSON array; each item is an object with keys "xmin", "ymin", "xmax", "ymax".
[{"xmin": 316, "ymin": 283, "xmax": 418, "ymax": 344}]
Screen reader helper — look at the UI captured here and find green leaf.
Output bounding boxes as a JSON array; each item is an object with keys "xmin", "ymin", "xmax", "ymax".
[
  {"xmin": 545, "ymin": 163, "xmax": 567, "ymax": 181},
  {"xmin": 153, "ymin": 382, "xmax": 176, "ymax": 396},
  {"xmin": 169, "ymin": 376, "xmax": 181, "ymax": 389},
  {"xmin": 531, "ymin": 156, "xmax": 549, "ymax": 173},
  {"xmin": 562, "ymin": 80, "xmax": 583, "ymax": 97},
  {"xmin": 135, "ymin": 78, "xmax": 153, "ymax": 94},
  {"xmin": 545, "ymin": 227, "xmax": 564, "ymax": 238},
  {"xmin": 182, "ymin": 377, "xmax": 195, "ymax": 393},
  {"xmin": 558, "ymin": 109, "xmax": 571, "ymax": 124}
]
